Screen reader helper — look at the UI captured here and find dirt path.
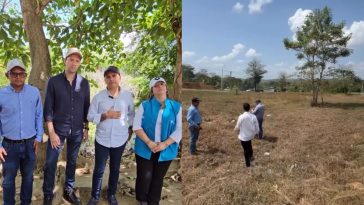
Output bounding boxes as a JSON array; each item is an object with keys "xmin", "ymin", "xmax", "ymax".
[{"xmin": 0, "ymin": 154, "xmax": 181, "ymax": 205}]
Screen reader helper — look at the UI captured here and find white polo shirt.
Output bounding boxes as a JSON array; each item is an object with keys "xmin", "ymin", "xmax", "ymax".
[
  {"xmin": 234, "ymin": 112, "xmax": 260, "ymax": 141},
  {"xmin": 87, "ymin": 89, "xmax": 135, "ymax": 148}
]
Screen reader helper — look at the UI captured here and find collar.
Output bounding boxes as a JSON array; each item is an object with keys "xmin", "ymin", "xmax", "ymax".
[
  {"xmin": 8, "ymin": 84, "xmax": 26, "ymax": 93},
  {"xmin": 62, "ymin": 71, "xmax": 77, "ymax": 81}
]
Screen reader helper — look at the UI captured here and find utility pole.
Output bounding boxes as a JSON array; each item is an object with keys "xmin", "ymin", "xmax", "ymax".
[{"xmin": 221, "ymin": 65, "xmax": 224, "ymax": 90}]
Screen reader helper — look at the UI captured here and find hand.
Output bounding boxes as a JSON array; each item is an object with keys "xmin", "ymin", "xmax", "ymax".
[
  {"xmin": 83, "ymin": 129, "xmax": 89, "ymax": 141},
  {"xmin": 34, "ymin": 140, "xmax": 40, "ymax": 154},
  {"xmin": 198, "ymin": 125, "xmax": 202, "ymax": 130},
  {"xmin": 146, "ymin": 141, "xmax": 158, "ymax": 153},
  {"xmin": 128, "ymin": 127, "xmax": 133, "ymax": 141},
  {"xmin": 153, "ymin": 142, "xmax": 168, "ymax": 152},
  {"xmin": 0, "ymin": 147, "xmax": 7, "ymax": 162},
  {"xmin": 106, "ymin": 108, "xmax": 121, "ymax": 119},
  {"xmin": 49, "ymin": 131, "xmax": 61, "ymax": 149}
]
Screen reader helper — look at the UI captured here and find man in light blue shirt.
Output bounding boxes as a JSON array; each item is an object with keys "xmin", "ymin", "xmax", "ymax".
[
  {"xmin": 0, "ymin": 59, "xmax": 43, "ymax": 205},
  {"xmin": 86, "ymin": 66, "xmax": 134, "ymax": 205},
  {"xmin": 186, "ymin": 97, "xmax": 202, "ymax": 155}
]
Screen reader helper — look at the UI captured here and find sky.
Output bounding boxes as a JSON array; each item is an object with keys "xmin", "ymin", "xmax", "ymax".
[{"xmin": 182, "ymin": 0, "xmax": 364, "ymax": 79}]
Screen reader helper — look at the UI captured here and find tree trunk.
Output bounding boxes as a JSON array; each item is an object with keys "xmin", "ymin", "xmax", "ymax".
[
  {"xmin": 172, "ymin": 16, "xmax": 182, "ymax": 102},
  {"xmin": 20, "ymin": 0, "xmax": 52, "ymax": 170}
]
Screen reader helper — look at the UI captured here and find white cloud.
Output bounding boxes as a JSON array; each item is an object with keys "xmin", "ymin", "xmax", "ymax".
[
  {"xmin": 288, "ymin": 9, "xmax": 312, "ymax": 33},
  {"xmin": 196, "ymin": 56, "xmax": 210, "ymax": 63},
  {"xmin": 248, "ymin": 0, "xmax": 272, "ymax": 14},
  {"xmin": 343, "ymin": 21, "xmax": 364, "ymax": 47},
  {"xmin": 245, "ymin": 48, "xmax": 261, "ymax": 57},
  {"xmin": 183, "ymin": 51, "xmax": 196, "ymax": 58},
  {"xmin": 232, "ymin": 2, "xmax": 244, "ymax": 13},
  {"xmin": 237, "ymin": 59, "xmax": 245, "ymax": 63},
  {"xmin": 211, "ymin": 43, "xmax": 245, "ymax": 62},
  {"xmin": 274, "ymin": 62, "xmax": 285, "ymax": 67}
]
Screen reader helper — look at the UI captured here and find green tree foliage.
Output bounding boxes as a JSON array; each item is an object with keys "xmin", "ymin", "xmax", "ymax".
[
  {"xmin": 283, "ymin": 6, "xmax": 352, "ymax": 105},
  {"xmin": 0, "ymin": 0, "xmax": 181, "ymax": 99},
  {"xmin": 328, "ymin": 65, "xmax": 362, "ymax": 93},
  {"xmin": 182, "ymin": 64, "xmax": 195, "ymax": 82},
  {"xmin": 245, "ymin": 59, "xmax": 267, "ymax": 91}
]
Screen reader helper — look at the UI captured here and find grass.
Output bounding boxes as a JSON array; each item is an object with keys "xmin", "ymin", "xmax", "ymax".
[{"xmin": 180, "ymin": 90, "xmax": 364, "ymax": 205}]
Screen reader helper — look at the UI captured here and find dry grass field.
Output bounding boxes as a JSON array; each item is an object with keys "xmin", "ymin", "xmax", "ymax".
[{"xmin": 181, "ymin": 89, "xmax": 364, "ymax": 205}]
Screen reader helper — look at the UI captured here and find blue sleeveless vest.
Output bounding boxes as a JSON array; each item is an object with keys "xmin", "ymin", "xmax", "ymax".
[{"xmin": 134, "ymin": 97, "xmax": 181, "ymax": 161}]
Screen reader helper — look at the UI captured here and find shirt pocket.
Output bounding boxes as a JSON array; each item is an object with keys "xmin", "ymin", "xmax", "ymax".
[{"xmin": 0, "ymin": 104, "xmax": 14, "ymax": 116}]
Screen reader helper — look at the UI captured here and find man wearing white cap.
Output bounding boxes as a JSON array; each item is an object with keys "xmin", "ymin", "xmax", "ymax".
[
  {"xmin": 43, "ymin": 48, "xmax": 90, "ymax": 205},
  {"xmin": 0, "ymin": 59, "xmax": 44, "ymax": 205}
]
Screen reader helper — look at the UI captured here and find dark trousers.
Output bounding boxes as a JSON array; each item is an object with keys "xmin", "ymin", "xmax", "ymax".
[
  {"xmin": 258, "ymin": 119, "xmax": 263, "ymax": 139},
  {"xmin": 1, "ymin": 138, "xmax": 36, "ymax": 205},
  {"xmin": 42, "ymin": 133, "xmax": 82, "ymax": 197},
  {"xmin": 240, "ymin": 140, "xmax": 253, "ymax": 167},
  {"xmin": 135, "ymin": 152, "xmax": 172, "ymax": 205},
  {"xmin": 189, "ymin": 126, "xmax": 200, "ymax": 154},
  {"xmin": 91, "ymin": 141, "xmax": 126, "ymax": 199}
]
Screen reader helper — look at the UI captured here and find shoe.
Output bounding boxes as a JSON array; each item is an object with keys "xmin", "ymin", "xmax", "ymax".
[
  {"xmin": 138, "ymin": 201, "xmax": 148, "ymax": 205},
  {"xmin": 107, "ymin": 195, "xmax": 118, "ymax": 205},
  {"xmin": 250, "ymin": 156, "xmax": 255, "ymax": 162},
  {"xmin": 43, "ymin": 196, "xmax": 53, "ymax": 205},
  {"xmin": 87, "ymin": 197, "xmax": 99, "ymax": 205},
  {"xmin": 63, "ymin": 188, "xmax": 81, "ymax": 205}
]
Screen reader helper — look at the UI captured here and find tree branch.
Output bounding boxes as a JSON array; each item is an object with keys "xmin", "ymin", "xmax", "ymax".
[
  {"xmin": 1, "ymin": 0, "xmax": 10, "ymax": 13},
  {"xmin": 36, "ymin": 0, "xmax": 52, "ymax": 15}
]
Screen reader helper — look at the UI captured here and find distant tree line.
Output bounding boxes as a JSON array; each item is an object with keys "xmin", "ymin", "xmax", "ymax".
[{"xmin": 183, "ymin": 63, "xmax": 362, "ymax": 93}]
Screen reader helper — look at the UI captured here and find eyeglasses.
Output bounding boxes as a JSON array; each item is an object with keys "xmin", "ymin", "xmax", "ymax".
[{"xmin": 9, "ymin": 71, "xmax": 27, "ymax": 78}]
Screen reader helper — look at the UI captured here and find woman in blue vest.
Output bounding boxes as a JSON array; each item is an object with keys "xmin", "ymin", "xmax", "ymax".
[{"xmin": 133, "ymin": 77, "xmax": 182, "ymax": 205}]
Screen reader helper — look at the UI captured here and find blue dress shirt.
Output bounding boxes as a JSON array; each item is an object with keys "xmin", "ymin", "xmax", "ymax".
[
  {"xmin": 186, "ymin": 105, "xmax": 202, "ymax": 128},
  {"xmin": 0, "ymin": 84, "xmax": 44, "ymax": 145}
]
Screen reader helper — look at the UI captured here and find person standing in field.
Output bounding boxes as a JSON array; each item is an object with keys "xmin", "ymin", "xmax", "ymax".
[
  {"xmin": 252, "ymin": 99, "xmax": 264, "ymax": 139},
  {"xmin": 0, "ymin": 59, "xmax": 44, "ymax": 205},
  {"xmin": 186, "ymin": 97, "xmax": 202, "ymax": 155},
  {"xmin": 234, "ymin": 103, "xmax": 259, "ymax": 167},
  {"xmin": 133, "ymin": 77, "xmax": 182, "ymax": 205},
  {"xmin": 43, "ymin": 48, "xmax": 90, "ymax": 205},
  {"xmin": 86, "ymin": 66, "xmax": 135, "ymax": 205}
]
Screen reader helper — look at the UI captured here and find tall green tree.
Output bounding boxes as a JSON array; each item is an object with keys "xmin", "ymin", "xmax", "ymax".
[
  {"xmin": 0, "ymin": 0, "xmax": 180, "ymax": 175},
  {"xmin": 182, "ymin": 64, "xmax": 196, "ymax": 82},
  {"xmin": 245, "ymin": 59, "xmax": 267, "ymax": 91},
  {"xmin": 283, "ymin": 6, "xmax": 352, "ymax": 105},
  {"xmin": 0, "ymin": 0, "xmax": 181, "ymax": 100},
  {"xmin": 278, "ymin": 72, "xmax": 291, "ymax": 92}
]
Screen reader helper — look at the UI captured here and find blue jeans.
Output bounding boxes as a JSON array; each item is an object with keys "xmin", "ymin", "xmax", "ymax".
[
  {"xmin": 91, "ymin": 141, "xmax": 126, "ymax": 199},
  {"xmin": 189, "ymin": 126, "xmax": 200, "ymax": 154},
  {"xmin": 42, "ymin": 133, "xmax": 82, "ymax": 197},
  {"xmin": 258, "ymin": 119, "xmax": 264, "ymax": 139},
  {"xmin": 2, "ymin": 138, "xmax": 36, "ymax": 205}
]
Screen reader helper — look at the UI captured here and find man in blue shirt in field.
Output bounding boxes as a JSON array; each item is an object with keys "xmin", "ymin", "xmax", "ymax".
[
  {"xmin": 186, "ymin": 97, "xmax": 202, "ymax": 155},
  {"xmin": 43, "ymin": 48, "xmax": 90, "ymax": 205},
  {"xmin": 0, "ymin": 59, "xmax": 44, "ymax": 205}
]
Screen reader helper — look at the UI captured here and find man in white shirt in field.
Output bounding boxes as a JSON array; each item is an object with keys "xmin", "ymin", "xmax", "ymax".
[
  {"xmin": 234, "ymin": 103, "xmax": 260, "ymax": 167},
  {"xmin": 87, "ymin": 66, "xmax": 135, "ymax": 205}
]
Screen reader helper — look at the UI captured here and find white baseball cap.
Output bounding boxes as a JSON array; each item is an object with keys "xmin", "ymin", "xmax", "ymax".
[
  {"xmin": 149, "ymin": 77, "xmax": 166, "ymax": 88},
  {"xmin": 65, "ymin": 47, "xmax": 82, "ymax": 59},
  {"xmin": 6, "ymin": 59, "xmax": 26, "ymax": 73}
]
